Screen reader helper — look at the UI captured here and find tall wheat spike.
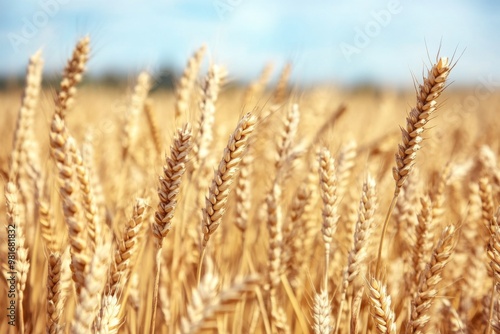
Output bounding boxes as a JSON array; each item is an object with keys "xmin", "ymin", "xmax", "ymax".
[{"xmin": 376, "ymin": 56, "xmax": 452, "ymax": 277}]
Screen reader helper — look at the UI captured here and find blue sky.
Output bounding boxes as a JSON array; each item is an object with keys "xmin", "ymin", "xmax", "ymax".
[{"xmin": 1, "ymin": 0, "xmax": 499, "ymax": 86}]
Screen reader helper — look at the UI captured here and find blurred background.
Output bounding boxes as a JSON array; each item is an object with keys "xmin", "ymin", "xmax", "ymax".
[{"xmin": 1, "ymin": 0, "xmax": 499, "ymax": 88}]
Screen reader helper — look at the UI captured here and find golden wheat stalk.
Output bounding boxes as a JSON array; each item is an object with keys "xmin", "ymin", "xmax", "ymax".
[
  {"xmin": 153, "ymin": 123, "xmax": 193, "ymax": 241},
  {"xmin": 5, "ymin": 181, "xmax": 29, "ymax": 333},
  {"xmin": 151, "ymin": 123, "xmax": 192, "ymax": 332},
  {"xmin": 318, "ymin": 146, "xmax": 339, "ymax": 290},
  {"xmin": 107, "ymin": 198, "xmax": 148, "ymax": 296},
  {"xmin": 143, "ymin": 99, "xmax": 163, "ymax": 155},
  {"xmin": 197, "ymin": 113, "xmax": 257, "ymax": 286},
  {"xmin": 175, "ymin": 45, "xmax": 207, "ymax": 120},
  {"xmin": 94, "ymin": 295, "xmax": 121, "ymax": 334},
  {"xmin": 201, "ymin": 112, "xmax": 257, "ymax": 247},
  {"xmin": 368, "ymin": 277, "xmax": 397, "ymax": 334},
  {"xmin": 242, "ymin": 62, "xmax": 273, "ymax": 108},
  {"xmin": 46, "ymin": 251, "xmax": 66, "ymax": 334},
  {"xmin": 71, "ymin": 238, "xmax": 111, "ymax": 334},
  {"xmin": 194, "ymin": 64, "xmax": 227, "ymax": 168},
  {"xmin": 185, "ymin": 273, "xmax": 260, "ymax": 333},
  {"xmin": 51, "ymin": 133, "xmax": 90, "ymax": 294},
  {"xmin": 9, "ymin": 50, "xmax": 43, "ymax": 183},
  {"xmin": 407, "ymin": 224, "xmax": 457, "ymax": 334},
  {"xmin": 336, "ymin": 175, "xmax": 377, "ymax": 333},
  {"xmin": 376, "ymin": 56, "xmax": 452, "ymax": 277},
  {"xmin": 312, "ymin": 289, "xmax": 331, "ymax": 334},
  {"xmin": 122, "ymin": 71, "xmax": 151, "ymax": 160},
  {"xmin": 55, "ymin": 36, "xmax": 90, "ymax": 119}
]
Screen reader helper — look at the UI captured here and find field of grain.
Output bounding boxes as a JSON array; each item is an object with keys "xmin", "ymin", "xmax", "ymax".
[{"xmin": 1, "ymin": 36, "xmax": 500, "ymax": 334}]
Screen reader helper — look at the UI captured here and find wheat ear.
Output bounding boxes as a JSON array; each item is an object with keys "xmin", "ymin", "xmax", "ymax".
[
  {"xmin": 235, "ymin": 145, "xmax": 253, "ymax": 237},
  {"xmin": 49, "ymin": 37, "xmax": 91, "ymax": 293},
  {"xmin": 318, "ymin": 146, "xmax": 339, "ymax": 290},
  {"xmin": 410, "ymin": 196, "xmax": 434, "ymax": 293},
  {"xmin": 73, "ymin": 140, "xmax": 99, "ymax": 252},
  {"xmin": 122, "ymin": 71, "xmax": 151, "ymax": 159},
  {"xmin": 285, "ymin": 166, "xmax": 316, "ymax": 288},
  {"xmin": 350, "ymin": 287, "xmax": 364, "ymax": 334},
  {"xmin": 175, "ymin": 44, "xmax": 207, "ymax": 120},
  {"xmin": 487, "ymin": 210, "xmax": 500, "ymax": 334},
  {"xmin": 51, "ymin": 132, "xmax": 89, "ymax": 294},
  {"xmin": 46, "ymin": 251, "xmax": 67, "ymax": 334},
  {"xmin": 429, "ymin": 163, "xmax": 450, "ymax": 225},
  {"xmin": 367, "ymin": 277, "xmax": 397, "ymax": 334},
  {"xmin": 260, "ymin": 63, "xmax": 292, "ymax": 121},
  {"xmin": 9, "ymin": 50, "xmax": 43, "ymax": 183},
  {"xmin": 150, "ymin": 123, "xmax": 192, "ymax": 333},
  {"xmin": 275, "ymin": 103, "xmax": 300, "ymax": 173},
  {"xmin": 5, "ymin": 181, "xmax": 30, "ymax": 333},
  {"xmin": 336, "ymin": 140, "xmax": 358, "ymax": 200},
  {"xmin": 107, "ymin": 198, "xmax": 148, "ymax": 296},
  {"xmin": 273, "ymin": 62, "xmax": 292, "ymax": 104},
  {"xmin": 407, "ymin": 224, "xmax": 457, "ymax": 334},
  {"xmin": 392, "ymin": 57, "xmax": 452, "ymax": 193},
  {"xmin": 479, "ymin": 145, "xmax": 500, "ymax": 187},
  {"xmin": 242, "ymin": 62, "xmax": 273, "ymax": 108},
  {"xmin": 193, "ymin": 64, "xmax": 227, "ymax": 168},
  {"xmin": 375, "ymin": 56, "xmax": 452, "ymax": 277},
  {"xmin": 55, "ymin": 36, "xmax": 90, "ymax": 118},
  {"xmin": 94, "ymin": 295, "xmax": 121, "ymax": 334},
  {"xmin": 344, "ymin": 175, "xmax": 378, "ymax": 284},
  {"xmin": 313, "ymin": 289, "xmax": 332, "ymax": 334},
  {"xmin": 198, "ymin": 112, "xmax": 256, "ymax": 287},
  {"xmin": 201, "ymin": 113, "xmax": 257, "ymax": 246},
  {"xmin": 143, "ymin": 99, "xmax": 163, "ymax": 155},
  {"xmin": 336, "ymin": 175, "xmax": 377, "ymax": 333},
  {"xmin": 440, "ymin": 299, "xmax": 466, "ymax": 334},
  {"xmin": 39, "ymin": 197, "xmax": 57, "ymax": 251},
  {"xmin": 480, "ymin": 176, "xmax": 495, "ymax": 233},
  {"xmin": 184, "ymin": 271, "xmax": 260, "ymax": 333},
  {"xmin": 71, "ymin": 238, "xmax": 111, "ymax": 334},
  {"xmin": 266, "ymin": 181, "xmax": 287, "ymax": 331},
  {"xmin": 152, "ymin": 123, "xmax": 192, "ymax": 241}
]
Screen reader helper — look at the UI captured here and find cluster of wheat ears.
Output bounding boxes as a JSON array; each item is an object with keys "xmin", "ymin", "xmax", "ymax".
[{"xmin": 1, "ymin": 36, "xmax": 500, "ymax": 334}]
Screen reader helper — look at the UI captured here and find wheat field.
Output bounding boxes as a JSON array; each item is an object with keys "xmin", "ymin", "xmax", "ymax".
[{"xmin": 1, "ymin": 36, "xmax": 500, "ymax": 334}]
